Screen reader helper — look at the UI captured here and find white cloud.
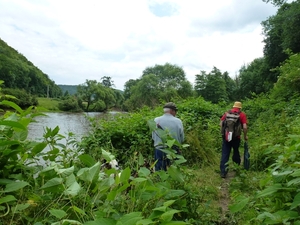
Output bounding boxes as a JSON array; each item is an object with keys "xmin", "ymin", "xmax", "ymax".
[{"xmin": 0, "ymin": 0, "xmax": 277, "ymax": 90}]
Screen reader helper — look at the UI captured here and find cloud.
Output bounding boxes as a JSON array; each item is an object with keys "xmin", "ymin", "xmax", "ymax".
[{"xmin": 0, "ymin": 0, "xmax": 277, "ymax": 90}]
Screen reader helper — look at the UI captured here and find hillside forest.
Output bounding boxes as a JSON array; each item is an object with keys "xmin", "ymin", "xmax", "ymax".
[{"xmin": 1, "ymin": 0, "xmax": 300, "ymax": 224}]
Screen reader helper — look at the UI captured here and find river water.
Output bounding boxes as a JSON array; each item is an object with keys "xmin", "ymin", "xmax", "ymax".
[
  {"xmin": 27, "ymin": 112, "xmax": 105, "ymax": 141},
  {"xmin": 27, "ymin": 112, "xmax": 114, "ymax": 166},
  {"xmin": 28, "ymin": 111, "xmax": 122, "ymax": 140}
]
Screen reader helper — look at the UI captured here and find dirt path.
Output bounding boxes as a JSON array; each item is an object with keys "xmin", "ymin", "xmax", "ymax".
[{"xmin": 219, "ymin": 171, "xmax": 236, "ymax": 223}]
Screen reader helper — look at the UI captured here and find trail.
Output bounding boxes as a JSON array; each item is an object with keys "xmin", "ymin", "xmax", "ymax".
[{"xmin": 219, "ymin": 171, "xmax": 236, "ymax": 224}]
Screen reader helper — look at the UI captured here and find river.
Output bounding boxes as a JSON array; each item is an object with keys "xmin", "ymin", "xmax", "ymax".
[
  {"xmin": 27, "ymin": 111, "xmax": 123, "ymax": 142},
  {"xmin": 28, "ymin": 112, "xmax": 98, "ymax": 141}
]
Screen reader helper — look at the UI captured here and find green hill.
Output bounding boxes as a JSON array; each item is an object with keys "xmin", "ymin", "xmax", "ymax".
[
  {"xmin": 58, "ymin": 84, "xmax": 78, "ymax": 95},
  {"xmin": 0, "ymin": 38, "xmax": 62, "ymax": 97}
]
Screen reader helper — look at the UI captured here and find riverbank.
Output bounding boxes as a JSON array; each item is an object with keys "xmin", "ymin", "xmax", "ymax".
[{"xmin": 36, "ymin": 97, "xmax": 60, "ymax": 112}]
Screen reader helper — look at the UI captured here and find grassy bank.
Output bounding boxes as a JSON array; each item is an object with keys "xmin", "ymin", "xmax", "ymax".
[{"xmin": 36, "ymin": 97, "xmax": 60, "ymax": 112}]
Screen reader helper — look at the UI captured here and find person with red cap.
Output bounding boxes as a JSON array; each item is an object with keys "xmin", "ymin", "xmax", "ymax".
[{"xmin": 219, "ymin": 101, "xmax": 248, "ymax": 178}]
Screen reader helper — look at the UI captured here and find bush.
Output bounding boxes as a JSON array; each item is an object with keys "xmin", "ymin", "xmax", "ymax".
[{"xmin": 58, "ymin": 96, "xmax": 82, "ymax": 112}]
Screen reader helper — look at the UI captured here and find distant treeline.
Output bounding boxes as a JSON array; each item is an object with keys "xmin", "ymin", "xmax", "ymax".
[{"xmin": 58, "ymin": 85, "xmax": 78, "ymax": 95}]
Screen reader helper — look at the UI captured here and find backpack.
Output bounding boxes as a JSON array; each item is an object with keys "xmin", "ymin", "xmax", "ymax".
[{"xmin": 221, "ymin": 110, "xmax": 242, "ymax": 142}]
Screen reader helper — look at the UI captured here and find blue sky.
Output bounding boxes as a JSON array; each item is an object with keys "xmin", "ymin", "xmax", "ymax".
[{"xmin": 0, "ymin": 0, "xmax": 278, "ymax": 90}]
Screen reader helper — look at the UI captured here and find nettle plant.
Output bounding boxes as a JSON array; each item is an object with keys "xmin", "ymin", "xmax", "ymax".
[{"xmin": 0, "ymin": 97, "xmax": 195, "ymax": 224}]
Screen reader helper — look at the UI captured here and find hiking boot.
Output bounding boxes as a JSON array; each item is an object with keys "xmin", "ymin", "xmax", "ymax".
[{"xmin": 221, "ymin": 173, "xmax": 226, "ymax": 178}]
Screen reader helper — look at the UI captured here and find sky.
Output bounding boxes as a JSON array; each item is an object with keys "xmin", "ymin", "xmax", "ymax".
[{"xmin": 0, "ymin": 0, "xmax": 278, "ymax": 90}]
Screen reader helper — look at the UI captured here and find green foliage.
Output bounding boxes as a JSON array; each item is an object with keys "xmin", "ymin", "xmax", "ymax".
[
  {"xmin": 0, "ymin": 98, "xmax": 199, "ymax": 224},
  {"xmin": 58, "ymin": 96, "xmax": 82, "ymax": 112},
  {"xmin": 194, "ymin": 67, "xmax": 229, "ymax": 103},
  {"xmin": 0, "ymin": 39, "xmax": 62, "ymax": 98},
  {"xmin": 77, "ymin": 79, "xmax": 117, "ymax": 112},
  {"xmin": 36, "ymin": 97, "xmax": 60, "ymax": 111},
  {"xmin": 262, "ymin": 1, "xmax": 300, "ymax": 73},
  {"xmin": 124, "ymin": 63, "xmax": 193, "ymax": 110},
  {"xmin": 1, "ymin": 88, "xmax": 38, "ymax": 109},
  {"xmin": 238, "ymin": 58, "xmax": 272, "ymax": 98},
  {"xmin": 271, "ymin": 52, "xmax": 300, "ymax": 100}
]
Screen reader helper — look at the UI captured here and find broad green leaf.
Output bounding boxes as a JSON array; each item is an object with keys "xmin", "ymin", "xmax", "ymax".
[
  {"xmin": 160, "ymin": 209, "xmax": 181, "ymax": 222},
  {"xmin": 0, "ymin": 120, "xmax": 26, "ymax": 130},
  {"xmin": 0, "ymin": 195, "xmax": 17, "ymax": 204},
  {"xmin": 65, "ymin": 174, "xmax": 76, "ymax": 187},
  {"xmin": 49, "ymin": 209, "xmax": 67, "ymax": 219},
  {"xmin": 40, "ymin": 178, "xmax": 63, "ymax": 190},
  {"xmin": 138, "ymin": 153, "xmax": 144, "ymax": 166},
  {"xmin": 72, "ymin": 206, "xmax": 86, "ymax": 215},
  {"xmin": 79, "ymin": 154, "xmax": 96, "ymax": 167},
  {"xmin": 120, "ymin": 167, "xmax": 131, "ymax": 184},
  {"xmin": 1, "ymin": 100, "xmax": 23, "ymax": 114},
  {"xmin": 0, "ymin": 140, "xmax": 20, "ymax": 147},
  {"xmin": 163, "ymin": 200, "xmax": 176, "ymax": 208},
  {"xmin": 31, "ymin": 142, "xmax": 47, "ymax": 155},
  {"xmin": 256, "ymin": 184, "xmax": 282, "ymax": 198},
  {"xmin": 116, "ymin": 212, "xmax": 143, "ymax": 225},
  {"xmin": 291, "ymin": 192, "xmax": 300, "ymax": 209},
  {"xmin": 64, "ymin": 181, "xmax": 81, "ymax": 197},
  {"xmin": 56, "ymin": 166, "xmax": 74, "ymax": 177},
  {"xmin": 229, "ymin": 196, "xmax": 249, "ymax": 213},
  {"xmin": 168, "ymin": 165, "xmax": 184, "ymax": 183},
  {"xmin": 13, "ymin": 203, "xmax": 30, "ymax": 213},
  {"xmin": 138, "ymin": 167, "xmax": 150, "ymax": 177},
  {"xmin": 102, "ymin": 149, "xmax": 115, "ymax": 161},
  {"xmin": 131, "ymin": 177, "xmax": 147, "ymax": 185},
  {"xmin": 107, "ymin": 190, "xmax": 117, "ymax": 201},
  {"xmin": 87, "ymin": 162, "xmax": 101, "ymax": 182},
  {"xmin": 136, "ymin": 219, "xmax": 155, "ymax": 225},
  {"xmin": 287, "ymin": 177, "xmax": 300, "ymax": 186},
  {"xmin": 4, "ymin": 181, "xmax": 29, "ymax": 192},
  {"xmin": 165, "ymin": 190, "xmax": 185, "ymax": 199},
  {"xmin": 51, "ymin": 126, "xmax": 60, "ymax": 136}
]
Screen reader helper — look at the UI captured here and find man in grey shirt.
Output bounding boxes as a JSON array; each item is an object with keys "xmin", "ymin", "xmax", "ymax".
[{"xmin": 152, "ymin": 102, "xmax": 184, "ymax": 171}]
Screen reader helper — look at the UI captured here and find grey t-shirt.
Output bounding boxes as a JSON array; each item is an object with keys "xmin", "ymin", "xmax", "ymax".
[{"xmin": 152, "ymin": 113, "xmax": 184, "ymax": 149}]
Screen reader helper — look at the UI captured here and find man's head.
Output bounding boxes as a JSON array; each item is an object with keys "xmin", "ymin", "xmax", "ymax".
[
  {"xmin": 233, "ymin": 101, "xmax": 242, "ymax": 109},
  {"xmin": 163, "ymin": 102, "xmax": 177, "ymax": 116}
]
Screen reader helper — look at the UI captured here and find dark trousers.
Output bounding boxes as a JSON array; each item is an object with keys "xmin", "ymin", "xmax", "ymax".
[
  {"xmin": 154, "ymin": 148, "xmax": 170, "ymax": 171},
  {"xmin": 220, "ymin": 138, "xmax": 241, "ymax": 174}
]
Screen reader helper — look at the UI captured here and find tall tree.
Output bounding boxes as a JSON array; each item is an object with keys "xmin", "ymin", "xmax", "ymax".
[
  {"xmin": 101, "ymin": 76, "xmax": 115, "ymax": 88},
  {"xmin": 262, "ymin": 1, "xmax": 300, "ymax": 83},
  {"xmin": 124, "ymin": 63, "xmax": 193, "ymax": 110},
  {"xmin": 237, "ymin": 58, "xmax": 271, "ymax": 99},
  {"xmin": 194, "ymin": 67, "xmax": 228, "ymax": 103}
]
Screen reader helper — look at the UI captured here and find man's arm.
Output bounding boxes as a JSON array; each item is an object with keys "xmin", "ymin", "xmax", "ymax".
[{"xmin": 243, "ymin": 123, "xmax": 248, "ymax": 141}]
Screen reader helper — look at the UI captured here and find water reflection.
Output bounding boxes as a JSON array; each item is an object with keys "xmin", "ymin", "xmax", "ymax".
[{"xmin": 28, "ymin": 112, "xmax": 103, "ymax": 141}]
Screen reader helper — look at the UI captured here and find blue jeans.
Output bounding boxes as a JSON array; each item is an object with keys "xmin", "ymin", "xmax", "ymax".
[
  {"xmin": 154, "ymin": 148, "xmax": 170, "ymax": 171},
  {"xmin": 220, "ymin": 138, "xmax": 241, "ymax": 174}
]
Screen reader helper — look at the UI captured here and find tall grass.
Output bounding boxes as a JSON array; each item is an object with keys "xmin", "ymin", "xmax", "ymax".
[{"xmin": 36, "ymin": 97, "xmax": 60, "ymax": 111}]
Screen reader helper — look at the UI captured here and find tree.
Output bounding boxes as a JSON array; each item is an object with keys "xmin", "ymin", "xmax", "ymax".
[
  {"xmin": 77, "ymin": 79, "xmax": 116, "ymax": 112},
  {"xmin": 124, "ymin": 74, "xmax": 160, "ymax": 110},
  {"xmin": 223, "ymin": 72, "xmax": 237, "ymax": 101},
  {"xmin": 271, "ymin": 53, "xmax": 300, "ymax": 100},
  {"xmin": 124, "ymin": 63, "xmax": 193, "ymax": 110},
  {"xmin": 194, "ymin": 67, "xmax": 228, "ymax": 103},
  {"xmin": 262, "ymin": 0, "xmax": 287, "ymax": 7},
  {"xmin": 101, "ymin": 76, "xmax": 115, "ymax": 88},
  {"xmin": 262, "ymin": 1, "xmax": 300, "ymax": 83},
  {"xmin": 237, "ymin": 58, "xmax": 272, "ymax": 99},
  {"xmin": 77, "ymin": 80, "xmax": 98, "ymax": 112}
]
